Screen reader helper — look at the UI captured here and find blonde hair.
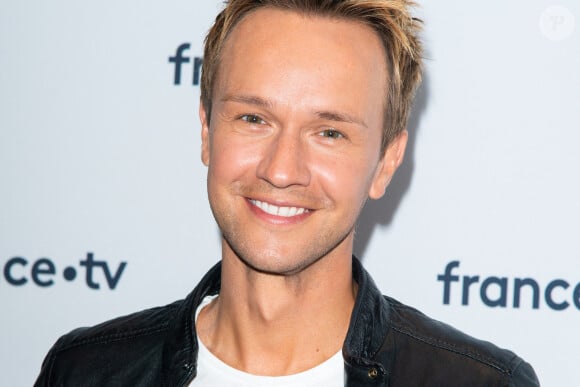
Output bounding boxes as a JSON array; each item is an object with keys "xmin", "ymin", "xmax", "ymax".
[{"xmin": 201, "ymin": 0, "xmax": 423, "ymax": 151}]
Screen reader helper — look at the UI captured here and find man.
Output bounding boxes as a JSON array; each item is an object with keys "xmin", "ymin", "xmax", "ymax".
[{"xmin": 35, "ymin": 0, "xmax": 539, "ymax": 386}]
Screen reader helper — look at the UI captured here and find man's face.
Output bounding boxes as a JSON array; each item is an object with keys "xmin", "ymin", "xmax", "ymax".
[{"xmin": 200, "ymin": 8, "xmax": 406, "ymax": 274}]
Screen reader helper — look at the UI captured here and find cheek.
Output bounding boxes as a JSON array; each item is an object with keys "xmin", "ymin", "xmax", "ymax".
[
  {"xmin": 208, "ymin": 133, "xmax": 262, "ymax": 183},
  {"xmin": 311, "ymin": 154, "xmax": 377, "ymax": 204}
]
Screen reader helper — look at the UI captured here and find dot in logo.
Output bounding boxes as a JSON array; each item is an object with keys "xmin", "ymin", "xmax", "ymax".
[
  {"xmin": 540, "ymin": 5, "xmax": 575, "ymax": 41},
  {"xmin": 63, "ymin": 267, "xmax": 77, "ymax": 281}
]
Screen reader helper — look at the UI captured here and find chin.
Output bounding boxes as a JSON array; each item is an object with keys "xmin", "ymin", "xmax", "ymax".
[{"xmin": 225, "ymin": 236, "xmax": 351, "ymax": 277}]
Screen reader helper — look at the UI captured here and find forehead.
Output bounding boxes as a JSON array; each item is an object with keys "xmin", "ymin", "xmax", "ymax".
[{"xmin": 215, "ymin": 7, "xmax": 387, "ymax": 123}]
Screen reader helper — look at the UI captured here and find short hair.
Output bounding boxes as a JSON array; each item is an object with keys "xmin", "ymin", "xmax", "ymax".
[{"xmin": 201, "ymin": 0, "xmax": 423, "ymax": 152}]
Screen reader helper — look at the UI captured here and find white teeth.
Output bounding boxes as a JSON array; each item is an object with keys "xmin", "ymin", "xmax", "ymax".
[
  {"xmin": 279, "ymin": 206, "xmax": 291, "ymax": 217},
  {"xmin": 250, "ymin": 200, "xmax": 308, "ymax": 217},
  {"xmin": 267, "ymin": 203, "xmax": 277, "ymax": 214}
]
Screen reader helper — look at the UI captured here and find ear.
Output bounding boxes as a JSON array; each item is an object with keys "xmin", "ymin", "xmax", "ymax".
[
  {"xmin": 368, "ymin": 130, "xmax": 408, "ymax": 199},
  {"xmin": 199, "ymin": 101, "xmax": 210, "ymax": 166}
]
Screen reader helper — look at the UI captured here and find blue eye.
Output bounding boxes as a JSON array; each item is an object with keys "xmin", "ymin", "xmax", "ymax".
[
  {"xmin": 319, "ymin": 129, "xmax": 344, "ymax": 139},
  {"xmin": 240, "ymin": 114, "xmax": 265, "ymax": 124}
]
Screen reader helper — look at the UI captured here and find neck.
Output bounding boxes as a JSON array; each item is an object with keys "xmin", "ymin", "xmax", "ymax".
[{"xmin": 196, "ymin": 244, "xmax": 356, "ymax": 376}]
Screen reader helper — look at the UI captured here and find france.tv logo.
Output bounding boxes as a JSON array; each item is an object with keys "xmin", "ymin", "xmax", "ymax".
[
  {"xmin": 169, "ymin": 43, "xmax": 203, "ymax": 86},
  {"xmin": 437, "ymin": 261, "xmax": 580, "ymax": 311},
  {"xmin": 2, "ymin": 252, "xmax": 127, "ymax": 290}
]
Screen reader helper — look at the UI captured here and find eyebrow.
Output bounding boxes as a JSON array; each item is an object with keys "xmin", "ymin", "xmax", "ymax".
[
  {"xmin": 221, "ymin": 94, "xmax": 273, "ymax": 109},
  {"xmin": 315, "ymin": 110, "xmax": 367, "ymax": 128},
  {"xmin": 221, "ymin": 94, "xmax": 367, "ymax": 128}
]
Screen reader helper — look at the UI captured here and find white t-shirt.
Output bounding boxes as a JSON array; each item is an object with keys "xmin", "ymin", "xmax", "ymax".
[{"xmin": 189, "ymin": 295, "xmax": 344, "ymax": 387}]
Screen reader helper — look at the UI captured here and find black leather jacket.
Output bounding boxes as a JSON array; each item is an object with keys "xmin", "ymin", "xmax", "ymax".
[{"xmin": 35, "ymin": 258, "xmax": 539, "ymax": 386}]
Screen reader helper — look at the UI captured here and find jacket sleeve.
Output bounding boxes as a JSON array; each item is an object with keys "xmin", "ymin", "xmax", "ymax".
[{"xmin": 510, "ymin": 358, "xmax": 540, "ymax": 387}]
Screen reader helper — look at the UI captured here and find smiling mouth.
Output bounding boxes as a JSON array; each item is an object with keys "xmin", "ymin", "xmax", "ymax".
[{"xmin": 249, "ymin": 199, "xmax": 310, "ymax": 217}]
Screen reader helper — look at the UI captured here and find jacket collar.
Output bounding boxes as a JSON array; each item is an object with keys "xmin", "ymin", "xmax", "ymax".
[
  {"xmin": 161, "ymin": 261, "xmax": 221, "ymax": 387},
  {"xmin": 161, "ymin": 257, "xmax": 392, "ymax": 386},
  {"xmin": 343, "ymin": 257, "xmax": 393, "ymax": 385}
]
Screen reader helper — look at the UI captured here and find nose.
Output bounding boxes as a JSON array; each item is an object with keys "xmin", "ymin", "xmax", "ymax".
[{"xmin": 256, "ymin": 131, "xmax": 311, "ymax": 188}]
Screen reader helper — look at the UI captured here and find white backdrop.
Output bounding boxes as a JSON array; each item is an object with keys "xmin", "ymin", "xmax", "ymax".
[{"xmin": 1, "ymin": 1, "xmax": 578, "ymax": 385}]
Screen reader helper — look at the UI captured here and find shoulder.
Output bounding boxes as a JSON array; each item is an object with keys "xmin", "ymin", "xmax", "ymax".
[
  {"xmin": 54, "ymin": 300, "xmax": 181, "ymax": 350},
  {"xmin": 384, "ymin": 295, "xmax": 539, "ymax": 386},
  {"xmin": 34, "ymin": 300, "xmax": 183, "ymax": 386}
]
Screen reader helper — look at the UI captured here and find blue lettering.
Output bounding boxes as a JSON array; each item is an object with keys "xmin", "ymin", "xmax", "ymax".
[
  {"xmin": 545, "ymin": 279, "xmax": 570, "ymax": 311},
  {"xmin": 513, "ymin": 278, "xmax": 540, "ymax": 309},
  {"xmin": 462, "ymin": 275, "xmax": 479, "ymax": 305},
  {"xmin": 3, "ymin": 253, "xmax": 127, "ymax": 290},
  {"xmin": 79, "ymin": 252, "xmax": 127, "ymax": 290},
  {"xmin": 436, "ymin": 261, "xmax": 460, "ymax": 304},
  {"xmin": 4, "ymin": 257, "xmax": 27, "ymax": 286},
  {"xmin": 169, "ymin": 43, "xmax": 191, "ymax": 85},
  {"xmin": 102, "ymin": 261, "xmax": 127, "ymax": 290},
  {"xmin": 480, "ymin": 277, "xmax": 508, "ymax": 307},
  {"xmin": 80, "ymin": 252, "xmax": 99, "ymax": 289},
  {"xmin": 169, "ymin": 43, "xmax": 203, "ymax": 86},
  {"xmin": 438, "ymin": 261, "xmax": 578, "ymax": 311},
  {"xmin": 31, "ymin": 258, "xmax": 56, "ymax": 287}
]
